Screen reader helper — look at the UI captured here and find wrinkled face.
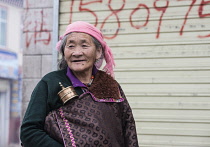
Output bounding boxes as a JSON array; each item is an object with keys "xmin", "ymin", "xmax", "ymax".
[{"xmin": 64, "ymin": 32, "xmax": 102, "ymax": 74}]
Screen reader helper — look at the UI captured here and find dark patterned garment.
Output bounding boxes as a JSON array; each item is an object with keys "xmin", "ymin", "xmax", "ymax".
[
  {"xmin": 20, "ymin": 68, "xmax": 138, "ymax": 147},
  {"xmin": 44, "ymin": 71, "xmax": 139, "ymax": 147},
  {"xmin": 44, "ymin": 91, "xmax": 138, "ymax": 147}
]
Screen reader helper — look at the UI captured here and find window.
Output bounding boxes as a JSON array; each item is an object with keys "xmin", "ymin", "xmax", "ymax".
[{"xmin": 0, "ymin": 7, "xmax": 7, "ymax": 47}]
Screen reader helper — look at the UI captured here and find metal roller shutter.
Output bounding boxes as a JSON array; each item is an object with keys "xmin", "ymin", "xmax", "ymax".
[{"xmin": 59, "ymin": 0, "xmax": 210, "ymax": 146}]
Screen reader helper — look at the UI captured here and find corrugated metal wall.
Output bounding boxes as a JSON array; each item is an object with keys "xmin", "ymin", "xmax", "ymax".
[{"xmin": 59, "ymin": 0, "xmax": 210, "ymax": 146}]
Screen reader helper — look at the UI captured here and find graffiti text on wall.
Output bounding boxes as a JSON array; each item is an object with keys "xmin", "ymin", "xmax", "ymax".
[
  {"xmin": 69, "ymin": 0, "xmax": 210, "ymax": 39},
  {"xmin": 24, "ymin": 0, "xmax": 51, "ymax": 48}
]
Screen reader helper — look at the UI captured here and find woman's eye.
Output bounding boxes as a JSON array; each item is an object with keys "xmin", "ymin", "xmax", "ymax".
[
  {"xmin": 67, "ymin": 45, "xmax": 74, "ymax": 48},
  {"xmin": 82, "ymin": 45, "xmax": 88, "ymax": 48}
]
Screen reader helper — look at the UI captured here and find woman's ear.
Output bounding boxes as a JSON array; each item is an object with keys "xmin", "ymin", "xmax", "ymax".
[{"xmin": 96, "ymin": 47, "xmax": 102, "ymax": 60}]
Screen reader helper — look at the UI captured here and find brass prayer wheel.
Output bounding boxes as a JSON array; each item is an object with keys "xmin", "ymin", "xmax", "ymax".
[{"xmin": 58, "ymin": 82, "xmax": 78, "ymax": 104}]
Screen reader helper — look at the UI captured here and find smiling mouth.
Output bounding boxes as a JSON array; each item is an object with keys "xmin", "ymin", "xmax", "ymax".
[{"xmin": 72, "ymin": 60, "xmax": 86, "ymax": 62}]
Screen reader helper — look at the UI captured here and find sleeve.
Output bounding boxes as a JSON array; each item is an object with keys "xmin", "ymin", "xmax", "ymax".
[
  {"xmin": 119, "ymin": 86, "xmax": 139, "ymax": 147},
  {"xmin": 20, "ymin": 80, "xmax": 63, "ymax": 147}
]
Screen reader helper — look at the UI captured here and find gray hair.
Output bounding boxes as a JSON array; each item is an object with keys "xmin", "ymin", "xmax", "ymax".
[{"xmin": 58, "ymin": 33, "xmax": 103, "ymax": 69}]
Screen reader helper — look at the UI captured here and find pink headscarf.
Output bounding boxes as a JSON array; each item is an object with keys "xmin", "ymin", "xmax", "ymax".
[{"xmin": 56, "ymin": 21, "xmax": 115, "ymax": 78}]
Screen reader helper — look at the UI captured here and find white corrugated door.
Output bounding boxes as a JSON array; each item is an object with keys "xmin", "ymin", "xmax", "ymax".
[{"xmin": 59, "ymin": 0, "xmax": 210, "ymax": 146}]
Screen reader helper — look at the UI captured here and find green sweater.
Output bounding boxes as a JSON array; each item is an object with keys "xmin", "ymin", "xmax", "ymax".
[{"xmin": 20, "ymin": 69, "xmax": 83, "ymax": 147}]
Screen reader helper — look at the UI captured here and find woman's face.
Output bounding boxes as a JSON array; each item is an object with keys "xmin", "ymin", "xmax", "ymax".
[{"xmin": 64, "ymin": 32, "xmax": 102, "ymax": 74}]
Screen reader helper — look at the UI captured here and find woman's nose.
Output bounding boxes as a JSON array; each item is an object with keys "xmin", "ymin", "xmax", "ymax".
[{"xmin": 72, "ymin": 47, "xmax": 83, "ymax": 56}]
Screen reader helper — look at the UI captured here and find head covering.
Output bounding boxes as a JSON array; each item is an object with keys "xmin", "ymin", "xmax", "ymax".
[{"xmin": 56, "ymin": 21, "xmax": 115, "ymax": 78}]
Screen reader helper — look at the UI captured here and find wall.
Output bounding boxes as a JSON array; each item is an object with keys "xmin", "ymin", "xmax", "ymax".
[
  {"xmin": 0, "ymin": 2, "xmax": 22, "ymax": 66},
  {"xmin": 59, "ymin": 0, "xmax": 210, "ymax": 146},
  {"xmin": 22, "ymin": 0, "xmax": 54, "ymax": 115},
  {"xmin": 0, "ymin": 79, "xmax": 10, "ymax": 147},
  {"xmin": 0, "ymin": 1, "xmax": 22, "ymax": 146}
]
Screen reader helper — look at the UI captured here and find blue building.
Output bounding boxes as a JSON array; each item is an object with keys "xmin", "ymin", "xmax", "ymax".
[{"xmin": 0, "ymin": 0, "xmax": 23, "ymax": 146}]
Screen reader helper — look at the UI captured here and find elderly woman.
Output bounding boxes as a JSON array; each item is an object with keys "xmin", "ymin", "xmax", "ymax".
[{"xmin": 20, "ymin": 21, "xmax": 138, "ymax": 147}]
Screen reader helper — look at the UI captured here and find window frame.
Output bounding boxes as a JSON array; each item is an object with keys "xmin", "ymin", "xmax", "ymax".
[{"xmin": 0, "ymin": 6, "xmax": 7, "ymax": 48}]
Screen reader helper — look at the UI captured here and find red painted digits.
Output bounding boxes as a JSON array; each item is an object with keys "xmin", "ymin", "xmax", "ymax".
[
  {"xmin": 69, "ymin": 0, "xmax": 75, "ymax": 24},
  {"xmin": 179, "ymin": 0, "xmax": 196, "ymax": 36},
  {"xmin": 198, "ymin": 0, "xmax": 210, "ymax": 17},
  {"xmin": 100, "ymin": 0, "xmax": 125, "ymax": 39},
  {"xmin": 198, "ymin": 0, "xmax": 210, "ymax": 38},
  {"xmin": 129, "ymin": 4, "xmax": 150, "ymax": 29},
  {"xmin": 78, "ymin": 0, "xmax": 102, "ymax": 26},
  {"xmin": 154, "ymin": 0, "xmax": 169, "ymax": 38},
  {"xmin": 68, "ymin": 0, "xmax": 209, "ymax": 40}
]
